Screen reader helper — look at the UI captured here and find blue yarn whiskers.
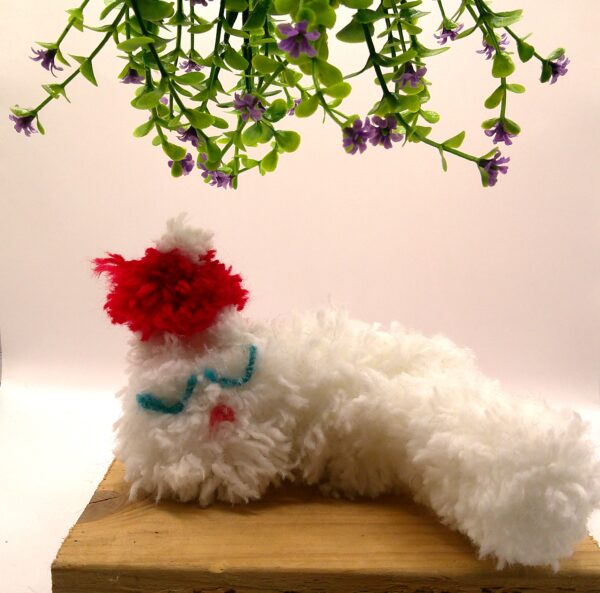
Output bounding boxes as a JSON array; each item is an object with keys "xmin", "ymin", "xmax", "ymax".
[{"xmin": 136, "ymin": 344, "xmax": 258, "ymax": 415}]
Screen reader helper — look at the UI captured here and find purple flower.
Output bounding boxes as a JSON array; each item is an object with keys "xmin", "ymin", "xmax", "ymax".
[
  {"xmin": 479, "ymin": 151, "xmax": 510, "ymax": 187},
  {"xmin": 199, "ymin": 154, "xmax": 233, "ymax": 188},
  {"xmin": 434, "ymin": 24, "xmax": 464, "ymax": 45},
  {"xmin": 9, "ymin": 114, "xmax": 37, "ymax": 136},
  {"xmin": 30, "ymin": 47, "xmax": 63, "ymax": 77},
  {"xmin": 288, "ymin": 98, "xmax": 301, "ymax": 116},
  {"xmin": 476, "ymin": 33, "xmax": 509, "ymax": 60},
  {"xmin": 368, "ymin": 115, "xmax": 403, "ymax": 149},
  {"xmin": 121, "ymin": 68, "xmax": 144, "ymax": 84},
  {"xmin": 180, "ymin": 59, "xmax": 203, "ymax": 72},
  {"xmin": 342, "ymin": 118, "xmax": 372, "ymax": 155},
  {"xmin": 177, "ymin": 126, "xmax": 199, "ymax": 147},
  {"xmin": 550, "ymin": 54, "xmax": 569, "ymax": 84},
  {"xmin": 394, "ymin": 62, "xmax": 427, "ymax": 89},
  {"xmin": 277, "ymin": 21, "xmax": 320, "ymax": 59},
  {"xmin": 233, "ymin": 93, "xmax": 264, "ymax": 122},
  {"xmin": 484, "ymin": 121, "xmax": 516, "ymax": 146},
  {"xmin": 160, "ymin": 96, "xmax": 169, "ymax": 105},
  {"xmin": 168, "ymin": 152, "xmax": 195, "ymax": 176},
  {"xmin": 191, "ymin": 0, "xmax": 212, "ymax": 6}
]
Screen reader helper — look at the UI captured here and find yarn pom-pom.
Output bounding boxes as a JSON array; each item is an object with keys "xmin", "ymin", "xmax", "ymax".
[{"xmin": 93, "ymin": 248, "xmax": 248, "ymax": 340}]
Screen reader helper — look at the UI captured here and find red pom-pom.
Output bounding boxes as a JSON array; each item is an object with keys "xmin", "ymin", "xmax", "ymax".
[{"xmin": 93, "ymin": 248, "xmax": 248, "ymax": 340}]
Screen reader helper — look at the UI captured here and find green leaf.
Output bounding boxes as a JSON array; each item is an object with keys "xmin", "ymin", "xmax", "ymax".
[
  {"xmin": 35, "ymin": 116, "xmax": 45, "ymax": 135},
  {"xmin": 295, "ymin": 95, "xmax": 319, "ymax": 117},
  {"xmin": 492, "ymin": 52, "xmax": 515, "ymax": 78},
  {"xmin": 420, "ymin": 110, "xmax": 440, "ymax": 124},
  {"xmin": 355, "ymin": 9, "xmax": 385, "ymax": 24},
  {"xmin": 394, "ymin": 93, "xmax": 421, "ymax": 113},
  {"xmin": 212, "ymin": 116, "xmax": 229, "ymax": 129},
  {"xmin": 481, "ymin": 117, "xmax": 499, "ymax": 130},
  {"xmin": 517, "ymin": 38, "xmax": 534, "ymax": 63},
  {"xmin": 130, "ymin": 89, "xmax": 164, "ymax": 109},
  {"xmin": 100, "ymin": 0, "xmax": 124, "ymax": 20},
  {"xmin": 479, "ymin": 165, "xmax": 491, "ymax": 187},
  {"xmin": 323, "ymin": 82, "xmax": 352, "ymax": 99},
  {"xmin": 80, "ymin": 60, "xmax": 98, "ymax": 86},
  {"xmin": 137, "ymin": 0, "xmax": 174, "ymax": 21},
  {"xmin": 487, "ymin": 10, "xmax": 523, "ymax": 28},
  {"xmin": 316, "ymin": 59, "xmax": 343, "ymax": 86},
  {"xmin": 225, "ymin": 0, "xmax": 248, "ymax": 10},
  {"xmin": 442, "ymin": 131, "xmax": 465, "ymax": 149},
  {"xmin": 9, "ymin": 105, "xmax": 32, "ymax": 117},
  {"xmin": 503, "ymin": 118, "xmax": 520, "ymax": 134},
  {"xmin": 336, "ymin": 19, "xmax": 370, "ymax": 43},
  {"xmin": 275, "ymin": 130, "xmax": 301, "ymax": 152},
  {"xmin": 265, "ymin": 99, "xmax": 288, "ymax": 122},
  {"xmin": 133, "ymin": 119, "xmax": 155, "ymax": 137},
  {"xmin": 252, "ymin": 55, "xmax": 279, "ymax": 74},
  {"xmin": 341, "ymin": 0, "xmax": 374, "ymax": 8},
  {"xmin": 205, "ymin": 139, "xmax": 222, "ymax": 162},
  {"xmin": 540, "ymin": 60, "xmax": 552, "ymax": 83},
  {"xmin": 42, "ymin": 83, "xmax": 70, "ymax": 102},
  {"xmin": 484, "ymin": 86, "xmax": 504, "ymax": 109},
  {"xmin": 506, "ymin": 83, "xmax": 526, "ymax": 93},
  {"xmin": 547, "ymin": 47, "xmax": 565, "ymax": 61},
  {"xmin": 35, "ymin": 41, "xmax": 58, "ymax": 50},
  {"xmin": 438, "ymin": 147, "xmax": 448, "ymax": 172},
  {"xmin": 170, "ymin": 160, "xmax": 183, "ymax": 177},
  {"xmin": 414, "ymin": 41, "xmax": 449, "ymax": 58},
  {"xmin": 186, "ymin": 110, "xmax": 214, "ymax": 129},
  {"xmin": 176, "ymin": 72, "xmax": 206, "ymax": 85},
  {"xmin": 242, "ymin": 122, "xmax": 263, "ymax": 147},
  {"xmin": 243, "ymin": 0, "xmax": 269, "ymax": 30},
  {"xmin": 55, "ymin": 48, "xmax": 71, "ymax": 67},
  {"xmin": 259, "ymin": 148, "xmax": 279, "ymax": 174},
  {"xmin": 188, "ymin": 22, "xmax": 214, "ymax": 34},
  {"xmin": 117, "ymin": 36, "xmax": 155, "ymax": 52},
  {"xmin": 223, "ymin": 47, "xmax": 249, "ymax": 70},
  {"xmin": 312, "ymin": 1, "xmax": 336, "ymax": 28},
  {"xmin": 162, "ymin": 141, "xmax": 187, "ymax": 161}
]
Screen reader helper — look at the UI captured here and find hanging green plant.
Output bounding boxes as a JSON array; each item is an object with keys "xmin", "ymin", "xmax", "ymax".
[{"xmin": 9, "ymin": 0, "xmax": 569, "ymax": 189}]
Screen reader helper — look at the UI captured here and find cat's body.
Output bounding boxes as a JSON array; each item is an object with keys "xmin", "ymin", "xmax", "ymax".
[{"xmin": 115, "ymin": 307, "xmax": 600, "ymax": 570}]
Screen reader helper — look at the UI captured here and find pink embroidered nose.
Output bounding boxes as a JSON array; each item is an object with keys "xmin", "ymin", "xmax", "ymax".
[{"xmin": 209, "ymin": 404, "xmax": 236, "ymax": 429}]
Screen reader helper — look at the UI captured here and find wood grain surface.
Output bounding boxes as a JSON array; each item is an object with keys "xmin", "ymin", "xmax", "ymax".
[{"xmin": 52, "ymin": 460, "xmax": 600, "ymax": 593}]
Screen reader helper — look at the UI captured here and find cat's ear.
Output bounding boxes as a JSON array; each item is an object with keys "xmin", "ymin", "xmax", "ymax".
[{"xmin": 155, "ymin": 213, "xmax": 213, "ymax": 259}]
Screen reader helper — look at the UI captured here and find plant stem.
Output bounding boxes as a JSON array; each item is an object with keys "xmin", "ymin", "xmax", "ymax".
[
  {"xmin": 202, "ymin": 0, "xmax": 227, "ymax": 108},
  {"xmin": 189, "ymin": 0, "xmax": 196, "ymax": 52},
  {"xmin": 311, "ymin": 60, "xmax": 343, "ymax": 126},
  {"xmin": 129, "ymin": 0, "xmax": 188, "ymax": 113},
  {"xmin": 31, "ymin": 4, "xmax": 127, "ymax": 116},
  {"xmin": 470, "ymin": 2, "xmax": 508, "ymax": 121},
  {"xmin": 56, "ymin": 0, "xmax": 91, "ymax": 47},
  {"xmin": 362, "ymin": 24, "xmax": 480, "ymax": 165}
]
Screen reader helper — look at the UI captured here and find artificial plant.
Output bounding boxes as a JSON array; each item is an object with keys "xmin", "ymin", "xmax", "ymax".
[{"xmin": 10, "ymin": 0, "xmax": 569, "ymax": 188}]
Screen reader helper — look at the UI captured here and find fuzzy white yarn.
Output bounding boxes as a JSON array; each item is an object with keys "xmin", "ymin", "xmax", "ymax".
[
  {"xmin": 154, "ymin": 214, "xmax": 213, "ymax": 258},
  {"xmin": 112, "ymin": 219, "xmax": 600, "ymax": 570},
  {"xmin": 115, "ymin": 308, "xmax": 600, "ymax": 570}
]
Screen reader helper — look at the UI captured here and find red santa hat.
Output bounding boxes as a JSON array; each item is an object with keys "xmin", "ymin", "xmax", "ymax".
[{"xmin": 93, "ymin": 215, "xmax": 248, "ymax": 341}]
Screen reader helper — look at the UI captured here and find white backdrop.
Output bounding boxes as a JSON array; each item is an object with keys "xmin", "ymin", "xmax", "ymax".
[{"xmin": 1, "ymin": 1, "xmax": 599, "ymax": 592}]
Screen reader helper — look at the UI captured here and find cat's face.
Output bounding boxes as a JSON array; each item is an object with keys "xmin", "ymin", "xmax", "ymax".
[{"xmin": 115, "ymin": 339, "xmax": 298, "ymax": 505}]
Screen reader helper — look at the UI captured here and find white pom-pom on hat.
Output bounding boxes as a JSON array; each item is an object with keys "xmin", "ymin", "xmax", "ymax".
[{"xmin": 154, "ymin": 214, "xmax": 213, "ymax": 259}]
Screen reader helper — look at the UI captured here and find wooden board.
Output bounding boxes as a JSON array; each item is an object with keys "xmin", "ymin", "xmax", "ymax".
[{"xmin": 52, "ymin": 460, "xmax": 600, "ymax": 593}]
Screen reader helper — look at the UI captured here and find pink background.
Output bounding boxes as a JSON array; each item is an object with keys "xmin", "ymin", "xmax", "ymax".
[
  {"xmin": 2, "ymin": 0, "xmax": 599, "ymax": 404},
  {"xmin": 1, "ymin": 2, "xmax": 599, "ymax": 591}
]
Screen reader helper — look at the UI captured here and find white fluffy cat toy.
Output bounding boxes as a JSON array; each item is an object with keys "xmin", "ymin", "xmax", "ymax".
[{"xmin": 95, "ymin": 216, "xmax": 600, "ymax": 571}]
